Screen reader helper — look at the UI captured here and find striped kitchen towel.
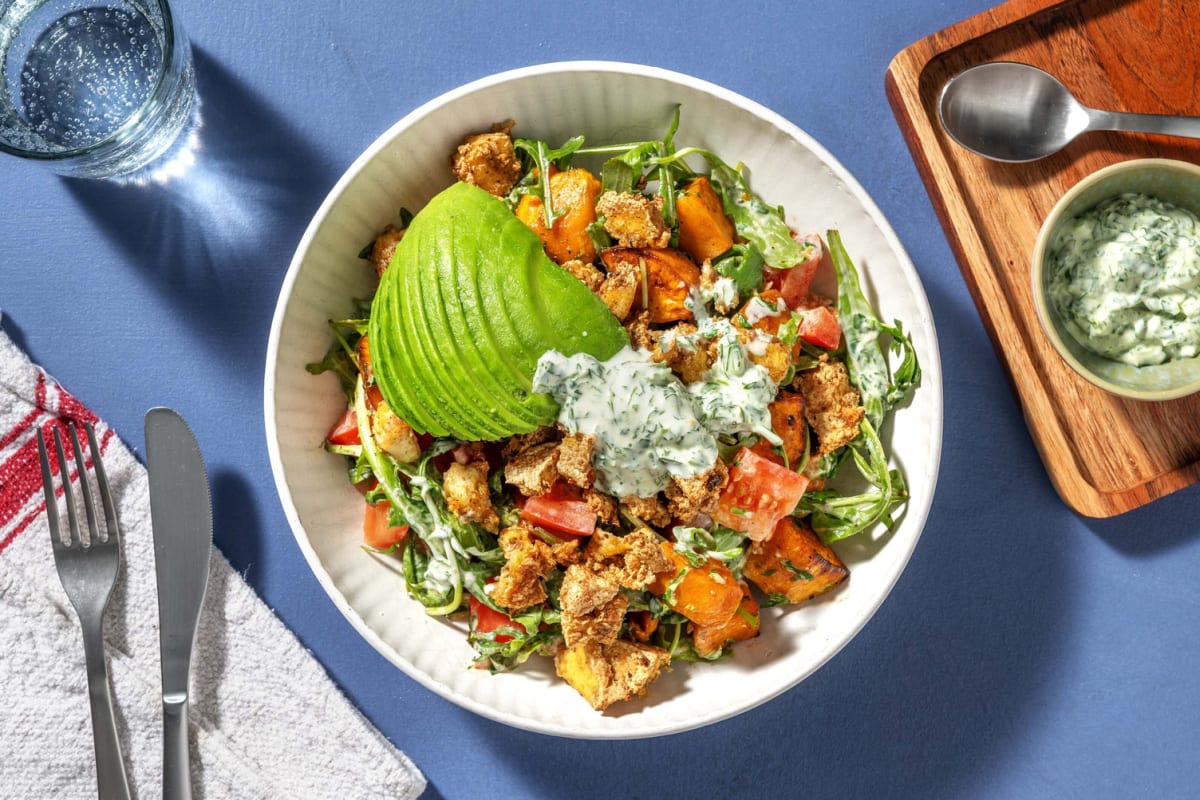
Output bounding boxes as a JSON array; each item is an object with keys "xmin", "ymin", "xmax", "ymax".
[{"xmin": 0, "ymin": 319, "xmax": 426, "ymax": 800}]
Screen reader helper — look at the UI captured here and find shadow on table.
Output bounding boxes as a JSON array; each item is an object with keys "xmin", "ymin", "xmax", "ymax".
[
  {"xmin": 462, "ymin": 277, "xmax": 1074, "ymax": 799},
  {"xmin": 62, "ymin": 47, "xmax": 341, "ymax": 375}
]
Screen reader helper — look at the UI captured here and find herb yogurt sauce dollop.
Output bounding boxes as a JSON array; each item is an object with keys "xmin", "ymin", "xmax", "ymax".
[
  {"xmin": 533, "ymin": 320, "xmax": 780, "ymax": 498},
  {"xmin": 1047, "ymin": 192, "xmax": 1200, "ymax": 366}
]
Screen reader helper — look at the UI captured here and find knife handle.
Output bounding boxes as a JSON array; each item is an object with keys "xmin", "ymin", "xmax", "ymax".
[{"xmin": 162, "ymin": 697, "xmax": 193, "ymax": 800}]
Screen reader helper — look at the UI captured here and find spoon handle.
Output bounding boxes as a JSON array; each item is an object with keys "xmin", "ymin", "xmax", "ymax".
[{"xmin": 1092, "ymin": 108, "xmax": 1200, "ymax": 140}]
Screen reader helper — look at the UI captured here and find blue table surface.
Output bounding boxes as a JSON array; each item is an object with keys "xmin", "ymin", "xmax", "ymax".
[{"xmin": 6, "ymin": 1, "xmax": 1200, "ymax": 798}]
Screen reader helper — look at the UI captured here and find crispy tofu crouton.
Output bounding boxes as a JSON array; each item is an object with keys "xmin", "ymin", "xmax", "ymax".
[
  {"xmin": 501, "ymin": 425, "xmax": 559, "ymax": 458},
  {"xmin": 551, "ymin": 538, "xmax": 583, "ymax": 566},
  {"xmin": 625, "ymin": 311, "xmax": 656, "ymax": 351},
  {"xmin": 555, "ymin": 640, "xmax": 671, "ymax": 711},
  {"xmin": 450, "ymin": 121, "xmax": 522, "ymax": 197},
  {"xmin": 736, "ymin": 328, "xmax": 791, "ymax": 384},
  {"xmin": 503, "ymin": 441, "xmax": 560, "ymax": 496},
  {"xmin": 443, "ymin": 460, "xmax": 500, "ymax": 533},
  {"xmin": 585, "ymin": 528, "xmax": 672, "ymax": 590},
  {"xmin": 369, "ymin": 225, "xmax": 405, "ymax": 277},
  {"xmin": 559, "ymin": 563, "xmax": 620, "ymax": 616},
  {"xmin": 561, "ymin": 591, "xmax": 628, "ymax": 649},
  {"xmin": 597, "ymin": 258, "xmax": 639, "ymax": 321},
  {"xmin": 743, "ymin": 517, "xmax": 847, "ymax": 604},
  {"xmin": 664, "ymin": 461, "xmax": 728, "ymax": 521},
  {"xmin": 619, "ymin": 494, "xmax": 671, "ymax": 528},
  {"xmin": 795, "ymin": 357, "xmax": 865, "ymax": 455},
  {"xmin": 559, "ymin": 564, "xmax": 625, "ymax": 648},
  {"xmin": 561, "ymin": 259, "xmax": 604, "ymax": 292},
  {"xmin": 490, "ymin": 526, "xmax": 556, "ymax": 610},
  {"xmin": 654, "ymin": 324, "xmax": 712, "ymax": 384},
  {"xmin": 595, "ymin": 191, "xmax": 671, "ymax": 249},
  {"xmin": 556, "ymin": 433, "xmax": 595, "ymax": 489},
  {"xmin": 370, "ymin": 401, "xmax": 420, "ymax": 463},
  {"xmin": 583, "ymin": 488, "xmax": 619, "ymax": 526}
]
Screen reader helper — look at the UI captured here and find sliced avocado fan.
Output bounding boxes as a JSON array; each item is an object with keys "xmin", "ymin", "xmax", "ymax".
[{"xmin": 368, "ymin": 181, "xmax": 629, "ymax": 441}]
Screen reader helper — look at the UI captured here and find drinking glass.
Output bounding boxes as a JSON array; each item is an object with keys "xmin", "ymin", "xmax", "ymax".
[{"xmin": 0, "ymin": 0, "xmax": 194, "ymax": 179}]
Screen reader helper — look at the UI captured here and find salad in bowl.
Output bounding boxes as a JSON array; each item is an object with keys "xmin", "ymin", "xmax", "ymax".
[{"xmin": 306, "ymin": 110, "xmax": 920, "ymax": 712}]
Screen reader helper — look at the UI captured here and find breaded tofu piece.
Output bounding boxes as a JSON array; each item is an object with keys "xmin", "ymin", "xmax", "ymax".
[
  {"xmin": 664, "ymin": 461, "xmax": 728, "ymax": 521},
  {"xmin": 450, "ymin": 121, "xmax": 522, "ymax": 197},
  {"xmin": 736, "ymin": 328, "xmax": 792, "ymax": 384},
  {"xmin": 597, "ymin": 258, "xmax": 639, "ymax": 322},
  {"xmin": 556, "ymin": 433, "xmax": 595, "ymax": 489},
  {"xmin": 370, "ymin": 400, "xmax": 420, "ymax": 463},
  {"xmin": 585, "ymin": 527, "xmax": 672, "ymax": 590},
  {"xmin": 619, "ymin": 494, "xmax": 672, "ymax": 528},
  {"xmin": 501, "ymin": 425, "xmax": 559, "ymax": 458},
  {"xmin": 595, "ymin": 190, "xmax": 671, "ymax": 249},
  {"xmin": 503, "ymin": 441, "xmax": 560, "ymax": 496},
  {"xmin": 555, "ymin": 639, "xmax": 671, "ymax": 711},
  {"xmin": 794, "ymin": 356, "xmax": 865, "ymax": 455},
  {"xmin": 559, "ymin": 563, "xmax": 625, "ymax": 648},
  {"xmin": 369, "ymin": 224, "xmax": 405, "ymax": 277},
  {"xmin": 561, "ymin": 259, "xmax": 604, "ymax": 293},
  {"xmin": 442, "ymin": 459, "xmax": 500, "ymax": 533},
  {"xmin": 583, "ymin": 488, "xmax": 619, "ymax": 526},
  {"xmin": 654, "ymin": 323, "xmax": 711, "ymax": 384},
  {"xmin": 625, "ymin": 311, "xmax": 656, "ymax": 351},
  {"xmin": 490, "ymin": 526, "xmax": 556, "ymax": 610}
]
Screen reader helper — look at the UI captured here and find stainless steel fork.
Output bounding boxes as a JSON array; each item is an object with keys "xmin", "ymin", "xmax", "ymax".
[{"xmin": 37, "ymin": 422, "xmax": 132, "ymax": 800}]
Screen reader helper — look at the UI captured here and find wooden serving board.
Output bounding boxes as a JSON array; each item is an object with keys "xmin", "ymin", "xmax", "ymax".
[{"xmin": 886, "ymin": 0, "xmax": 1200, "ymax": 517}]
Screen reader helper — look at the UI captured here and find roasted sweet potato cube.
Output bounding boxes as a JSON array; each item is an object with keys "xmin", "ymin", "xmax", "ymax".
[
  {"xmin": 601, "ymin": 246, "xmax": 700, "ymax": 324},
  {"xmin": 744, "ymin": 517, "xmax": 847, "ymax": 604},
  {"xmin": 768, "ymin": 391, "xmax": 807, "ymax": 467},
  {"xmin": 515, "ymin": 168, "xmax": 602, "ymax": 265},
  {"xmin": 554, "ymin": 639, "xmax": 671, "ymax": 710},
  {"xmin": 676, "ymin": 176, "xmax": 736, "ymax": 263},
  {"xmin": 648, "ymin": 541, "xmax": 742, "ymax": 628},
  {"xmin": 692, "ymin": 581, "xmax": 760, "ymax": 658}
]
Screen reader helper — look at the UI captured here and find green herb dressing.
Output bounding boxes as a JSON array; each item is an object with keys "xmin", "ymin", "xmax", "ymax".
[
  {"xmin": 1047, "ymin": 192, "xmax": 1200, "ymax": 366},
  {"xmin": 533, "ymin": 319, "xmax": 779, "ymax": 497}
]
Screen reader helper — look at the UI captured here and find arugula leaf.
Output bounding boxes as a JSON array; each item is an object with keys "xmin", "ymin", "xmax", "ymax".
[
  {"xmin": 513, "ymin": 135, "xmax": 586, "ymax": 226},
  {"xmin": 353, "ymin": 378, "xmax": 502, "ymax": 615},
  {"xmin": 671, "ymin": 525, "xmax": 749, "ymax": 578},
  {"xmin": 826, "ymin": 229, "xmax": 921, "ymax": 430},
  {"xmin": 711, "ymin": 243, "xmax": 765, "ymax": 295},
  {"xmin": 794, "ymin": 417, "xmax": 909, "ymax": 542}
]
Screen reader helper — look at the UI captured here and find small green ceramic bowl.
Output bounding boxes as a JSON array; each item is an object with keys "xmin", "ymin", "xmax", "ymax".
[{"xmin": 1031, "ymin": 158, "xmax": 1200, "ymax": 401}]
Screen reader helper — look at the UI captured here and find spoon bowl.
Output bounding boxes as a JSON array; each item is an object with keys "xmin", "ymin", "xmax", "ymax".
[{"xmin": 938, "ymin": 62, "xmax": 1200, "ymax": 162}]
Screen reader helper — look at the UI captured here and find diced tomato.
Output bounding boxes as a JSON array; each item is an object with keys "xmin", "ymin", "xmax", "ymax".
[
  {"xmin": 362, "ymin": 500, "xmax": 408, "ymax": 550},
  {"xmin": 469, "ymin": 595, "xmax": 516, "ymax": 643},
  {"xmin": 711, "ymin": 447, "xmax": 809, "ymax": 541},
  {"xmin": 763, "ymin": 233, "xmax": 826, "ymax": 309},
  {"xmin": 327, "ymin": 408, "xmax": 361, "ymax": 446},
  {"xmin": 796, "ymin": 305, "xmax": 842, "ymax": 350},
  {"xmin": 520, "ymin": 482, "xmax": 596, "ymax": 538}
]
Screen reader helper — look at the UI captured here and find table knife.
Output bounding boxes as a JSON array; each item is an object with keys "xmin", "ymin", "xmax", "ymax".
[{"xmin": 145, "ymin": 407, "xmax": 212, "ymax": 800}]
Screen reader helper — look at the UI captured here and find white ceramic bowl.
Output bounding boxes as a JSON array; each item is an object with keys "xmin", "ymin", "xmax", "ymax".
[{"xmin": 265, "ymin": 61, "xmax": 943, "ymax": 738}]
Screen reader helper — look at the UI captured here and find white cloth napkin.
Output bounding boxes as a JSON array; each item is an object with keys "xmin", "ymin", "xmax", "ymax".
[{"xmin": 0, "ymin": 321, "xmax": 426, "ymax": 800}]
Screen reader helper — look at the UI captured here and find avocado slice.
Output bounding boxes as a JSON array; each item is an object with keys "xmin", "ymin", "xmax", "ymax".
[
  {"xmin": 400, "ymin": 213, "xmax": 509, "ymax": 440},
  {"xmin": 369, "ymin": 182, "xmax": 628, "ymax": 441}
]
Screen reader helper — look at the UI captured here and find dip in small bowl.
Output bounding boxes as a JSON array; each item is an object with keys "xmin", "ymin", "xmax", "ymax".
[{"xmin": 1032, "ymin": 158, "xmax": 1200, "ymax": 400}]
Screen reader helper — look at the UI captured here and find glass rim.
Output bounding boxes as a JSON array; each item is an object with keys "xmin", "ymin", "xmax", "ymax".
[{"xmin": 0, "ymin": 0, "xmax": 185, "ymax": 161}]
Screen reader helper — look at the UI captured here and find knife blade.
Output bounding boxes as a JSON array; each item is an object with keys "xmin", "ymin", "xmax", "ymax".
[{"xmin": 145, "ymin": 407, "xmax": 212, "ymax": 800}]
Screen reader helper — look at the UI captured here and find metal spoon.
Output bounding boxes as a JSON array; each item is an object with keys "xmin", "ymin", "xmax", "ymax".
[{"xmin": 938, "ymin": 61, "xmax": 1200, "ymax": 162}]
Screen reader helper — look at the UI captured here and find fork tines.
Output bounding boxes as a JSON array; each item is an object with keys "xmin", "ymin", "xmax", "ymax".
[{"xmin": 36, "ymin": 422, "xmax": 118, "ymax": 549}]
